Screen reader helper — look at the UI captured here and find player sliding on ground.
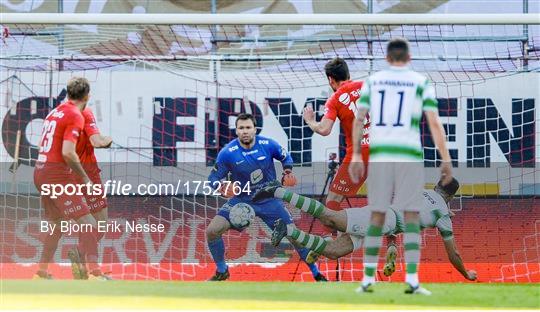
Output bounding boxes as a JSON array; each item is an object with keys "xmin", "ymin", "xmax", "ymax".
[
  {"xmin": 205, "ymin": 113, "xmax": 327, "ymax": 281},
  {"xmin": 253, "ymin": 178, "xmax": 477, "ymax": 283}
]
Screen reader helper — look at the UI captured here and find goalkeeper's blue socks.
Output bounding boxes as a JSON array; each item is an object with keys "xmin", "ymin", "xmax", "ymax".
[
  {"xmin": 296, "ymin": 246, "xmax": 321, "ymax": 277},
  {"xmin": 208, "ymin": 237, "xmax": 228, "ymax": 273}
]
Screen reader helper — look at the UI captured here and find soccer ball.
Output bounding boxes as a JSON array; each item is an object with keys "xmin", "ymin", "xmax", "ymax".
[{"xmin": 229, "ymin": 203, "xmax": 255, "ymax": 229}]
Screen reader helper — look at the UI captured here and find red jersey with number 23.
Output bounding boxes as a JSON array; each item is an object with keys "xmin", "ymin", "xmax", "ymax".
[
  {"xmin": 37, "ymin": 101, "xmax": 84, "ymax": 164},
  {"xmin": 323, "ymin": 80, "xmax": 370, "ymax": 162}
]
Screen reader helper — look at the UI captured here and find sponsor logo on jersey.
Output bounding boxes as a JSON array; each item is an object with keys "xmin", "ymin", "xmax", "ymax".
[
  {"xmin": 338, "ymin": 92, "xmax": 351, "ymax": 105},
  {"xmin": 228, "ymin": 145, "xmax": 239, "ymax": 152},
  {"xmin": 340, "ymin": 179, "xmax": 347, "ymax": 185},
  {"xmin": 280, "ymin": 147, "xmax": 287, "ymax": 160},
  {"xmin": 257, "ymin": 156, "xmax": 266, "ymax": 160},
  {"xmin": 258, "ymin": 140, "xmax": 269, "ymax": 145},
  {"xmin": 235, "ymin": 160, "xmax": 245, "ymax": 165},
  {"xmin": 64, "ymin": 200, "xmax": 73, "ymax": 206},
  {"xmin": 250, "ymin": 169, "xmax": 264, "ymax": 184},
  {"xmin": 242, "ymin": 149, "xmax": 258, "ymax": 156},
  {"xmin": 51, "ymin": 110, "xmax": 65, "ymax": 118}
]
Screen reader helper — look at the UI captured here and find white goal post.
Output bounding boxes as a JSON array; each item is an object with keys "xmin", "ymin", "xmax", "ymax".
[{"xmin": 1, "ymin": 13, "xmax": 539, "ymax": 25}]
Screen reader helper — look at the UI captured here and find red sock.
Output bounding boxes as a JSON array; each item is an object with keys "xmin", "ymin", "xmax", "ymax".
[
  {"xmin": 39, "ymin": 226, "xmax": 62, "ymax": 271},
  {"xmin": 78, "ymin": 229, "xmax": 100, "ymax": 273}
]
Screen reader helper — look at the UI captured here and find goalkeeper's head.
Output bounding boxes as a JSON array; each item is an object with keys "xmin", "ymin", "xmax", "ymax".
[
  {"xmin": 434, "ymin": 177, "xmax": 460, "ymax": 203},
  {"xmin": 386, "ymin": 37, "xmax": 411, "ymax": 66},
  {"xmin": 235, "ymin": 113, "xmax": 257, "ymax": 147},
  {"xmin": 324, "ymin": 57, "xmax": 350, "ymax": 91}
]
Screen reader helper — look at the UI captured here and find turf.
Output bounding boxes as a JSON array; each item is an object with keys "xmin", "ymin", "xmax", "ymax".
[{"xmin": 1, "ymin": 280, "xmax": 538, "ymax": 310}]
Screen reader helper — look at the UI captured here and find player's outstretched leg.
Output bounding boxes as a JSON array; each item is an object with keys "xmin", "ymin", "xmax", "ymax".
[
  {"xmin": 252, "ymin": 180, "xmax": 281, "ymax": 202},
  {"xmin": 256, "ymin": 185, "xmax": 326, "ymax": 218},
  {"xmin": 273, "ymin": 219, "xmax": 328, "ymax": 254}
]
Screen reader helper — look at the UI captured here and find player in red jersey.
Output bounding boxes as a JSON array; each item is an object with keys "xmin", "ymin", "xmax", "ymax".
[
  {"xmin": 68, "ymin": 107, "xmax": 113, "ymax": 278},
  {"xmin": 33, "ymin": 77, "xmax": 108, "ymax": 280},
  {"xmin": 77, "ymin": 107, "xmax": 112, "ymax": 226},
  {"xmin": 303, "ymin": 57, "xmax": 370, "ymax": 211}
]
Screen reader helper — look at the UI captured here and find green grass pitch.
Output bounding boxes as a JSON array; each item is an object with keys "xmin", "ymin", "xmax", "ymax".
[{"xmin": 1, "ymin": 281, "xmax": 538, "ymax": 310}]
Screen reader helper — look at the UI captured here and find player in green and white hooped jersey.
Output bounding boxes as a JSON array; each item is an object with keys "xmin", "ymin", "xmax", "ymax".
[
  {"xmin": 348, "ymin": 38, "xmax": 453, "ymax": 295},
  {"xmin": 254, "ymin": 178, "xmax": 476, "ymax": 282}
]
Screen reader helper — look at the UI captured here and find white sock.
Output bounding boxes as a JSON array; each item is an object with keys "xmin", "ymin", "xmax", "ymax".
[
  {"xmin": 406, "ymin": 273, "xmax": 419, "ymax": 287},
  {"xmin": 362, "ymin": 275, "xmax": 376, "ymax": 286}
]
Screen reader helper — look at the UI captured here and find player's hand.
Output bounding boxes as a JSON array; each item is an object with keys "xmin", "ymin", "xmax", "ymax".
[
  {"xmin": 440, "ymin": 161, "xmax": 453, "ymax": 186},
  {"xmin": 281, "ymin": 169, "xmax": 297, "ymax": 187},
  {"xmin": 465, "ymin": 269, "xmax": 477, "ymax": 281},
  {"xmin": 303, "ymin": 106, "xmax": 315, "ymax": 124},
  {"xmin": 218, "ymin": 182, "xmax": 235, "ymax": 198},
  {"xmin": 348, "ymin": 155, "xmax": 364, "ymax": 184},
  {"xmin": 102, "ymin": 136, "xmax": 113, "ymax": 148}
]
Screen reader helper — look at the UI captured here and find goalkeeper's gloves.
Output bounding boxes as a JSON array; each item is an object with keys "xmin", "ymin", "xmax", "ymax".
[
  {"xmin": 218, "ymin": 182, "xmax": 235, "ymax": 198},
  {"xmin": 281, "ymin": 169, "xmax": 297, "ymax": 187}
]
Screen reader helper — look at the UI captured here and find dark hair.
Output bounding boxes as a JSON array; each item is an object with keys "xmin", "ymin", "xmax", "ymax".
[
  {"xmin": 235, "ymin": 113, "xmax": 256, "ymax": 127},
  {"xmin": 324, "ymin": 57, "xmax": 350, "ymax": 82},
  {"xmin": 387, "ymin": 38, "xmax": 410, "ymax": 63},
  {"xmin": 67, "ymin": 77, "xmax": 90, "ymax": 100},
  {"xmin": 437, "ymin": 177, "xmax": 460, "ymax": 196}
]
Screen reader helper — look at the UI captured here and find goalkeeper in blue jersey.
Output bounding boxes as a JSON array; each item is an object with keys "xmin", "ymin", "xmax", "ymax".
[{"xmin": 206, "ymin": 113, "xmax": 326, "ymax": 281}]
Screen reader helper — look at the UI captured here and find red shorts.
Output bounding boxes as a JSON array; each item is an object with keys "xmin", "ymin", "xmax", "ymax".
[
  {"xmin": 81, "ymin": 165, "xmax": 108, "ymax": 214},
  {"xmin": 329, "ymin": 147, "xmax": 370, "ymax": 196},
  {"xmin": 34, "ymin": 163, "xmax": 90, "ymax": 221}
]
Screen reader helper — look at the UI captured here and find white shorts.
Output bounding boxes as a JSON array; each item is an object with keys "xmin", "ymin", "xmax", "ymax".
[
  {"xmin": 345, "ymin": 207, "xmax": 398, "ymax": 251},
  {"xmin": 367, "ymin": 162, "xmax": 424, "ymax": 212}
]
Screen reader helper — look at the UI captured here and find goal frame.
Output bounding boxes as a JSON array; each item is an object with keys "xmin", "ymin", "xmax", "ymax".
[{"xmin": 1, "ymin": 13, "xmax": 539, "ymax": 25}]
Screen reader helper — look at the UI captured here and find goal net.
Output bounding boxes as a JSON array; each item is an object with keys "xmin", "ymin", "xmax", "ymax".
[{"xmin": 1, "ymin": 14, "xmax": 538, "ymax": 282}]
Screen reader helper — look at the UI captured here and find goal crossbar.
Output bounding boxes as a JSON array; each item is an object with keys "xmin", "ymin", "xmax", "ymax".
[{"xmin": 1, "ymin": 13, "xmax": 539, "ymax": 25}]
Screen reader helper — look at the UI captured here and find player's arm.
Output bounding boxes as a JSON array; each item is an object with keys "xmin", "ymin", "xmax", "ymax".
[
  {"xmin": 270, "ymin": 140, "xmax": 297, "ymax": 187},
  {"xmin": 62, "ymin": 141, "xmax": 90, "ymax": 183},
  {"xmin": 303, "ymin": 105, "xmax": 334, "ymax": 136},
  {"xmin": 422, "ymin": 79, "xmax": 452, "ymax": 184},
  {"xmin": 208, "ymin": 149, "xmax": 233, "ymax": 197},
  {"xmin": 443, "ymin": 238, "xmax": 477, "ymax": 281},
  {"xmin": 62, "ymin": 115, "xmax": 91, "ymax": 183},
  {"xmin": 84, "ymin": 109, "xmax": 112, "ymax": 148},
  {"xmin": 437, "ymin": 216, "xmax": 477, "ymax": 281},
  {"xmin": 348, "ymin": 80, "xmax": 370, "ymax": 183},
  {"xmin": 89, "ymin": 134, "xmax": 113, "ymax": 148}
]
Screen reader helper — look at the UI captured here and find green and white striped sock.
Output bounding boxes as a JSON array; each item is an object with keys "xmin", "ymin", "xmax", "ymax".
[
  {"xmin": 404, "ymin": 221, "xmax": 421, "ymax": 287},
  {"xmin": 286, "ymin": 224, "xmax": 327, "ymax": 254},
  {"xmin": 362, "ymin": 224, "xmax": 383, "ymax": 286},
  {"xmin": 275, "ymin": 188, "xmax": 324, "ymax": 218}
]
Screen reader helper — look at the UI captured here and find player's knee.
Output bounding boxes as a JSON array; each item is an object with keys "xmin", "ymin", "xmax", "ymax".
[{"xmin": 205, "ymin": 226, "xmax": 219, "ymax": 241}]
